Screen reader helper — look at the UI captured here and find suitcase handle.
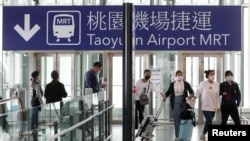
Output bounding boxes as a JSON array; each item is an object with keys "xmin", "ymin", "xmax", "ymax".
[{"xmin": 155, "ymin": 101, "xmax": 165, "ymax": 119}]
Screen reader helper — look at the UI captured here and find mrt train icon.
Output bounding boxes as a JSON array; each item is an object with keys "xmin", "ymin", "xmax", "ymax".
[{"xmin": 53, "ymin": 14, "xmax": 75, "ymax": 42}]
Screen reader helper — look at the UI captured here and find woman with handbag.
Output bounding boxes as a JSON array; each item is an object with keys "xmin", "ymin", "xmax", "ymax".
[
  {"xmin": 30, "ymin": 70, "xmax": 44, "ymax": 130},
  {"xmin": 164, "ymin": 70, "xmax": 194, "ymax": 141},
  {"xmin": 134, "ymin": 69, "xmax": 164, "ymax": 129}
]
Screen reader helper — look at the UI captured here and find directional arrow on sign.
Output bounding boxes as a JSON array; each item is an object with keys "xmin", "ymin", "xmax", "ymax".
[{"xmin": 14, "ymin": 14, "xmax": 40, "ymax": 42}]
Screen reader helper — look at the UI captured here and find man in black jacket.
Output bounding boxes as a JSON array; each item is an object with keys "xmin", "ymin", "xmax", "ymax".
[{"xmin": 44, "ymin": 70, "xmax": 67, "ymax": 104}]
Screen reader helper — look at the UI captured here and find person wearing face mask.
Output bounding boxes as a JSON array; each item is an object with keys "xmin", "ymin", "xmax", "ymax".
[
  {"xmin": 164, "ymin": 70, "xmax": 194, "ymax": 141},
  {"xmin": 220, "ymin": 70, "xmax": 241, "ymax": 125},
  {"xmin": 134, "ymin": 69, "xmax": 165, "ymax": 129},
  {"xmin": 83, "ymin": 62, "xmax": 106, "ymax": 95},
  {"xmin": 194, "ymin": 70, "xmax": 220, "ymax": 140}
]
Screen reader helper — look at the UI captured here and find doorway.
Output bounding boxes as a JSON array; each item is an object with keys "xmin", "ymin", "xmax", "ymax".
[
  {"xmin": 35, "ymin": 53, "xmax": 75, "ymax": 100},
  {"xmin": 181, "ymin": 53, "xmax": 223, "ymax": 124},
  {"xmin": 108, "ymin": 53, "xmax": 149, "ymax": 123}
]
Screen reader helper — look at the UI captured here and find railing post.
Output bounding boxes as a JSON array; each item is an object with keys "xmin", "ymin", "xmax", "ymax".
[
  {"xmin": 80, "ymin": 110, "xmax": 86, "ymax": 141},
  {"xmin": 32, "ymin": 130, "xmax": 38, "ymax": 141},
  {"xmin": 99, "ymin": 101, "xmax": 105, "ymax": 141},
  {"xmin": 107, "ymin": 100, "xmax": 111, "ymax": 140},
  {"xmin": 53, "ymin": 121, "xmax": 58, "ymax": 141},
  {"xmin": 69, "ymin": 115, "xmax": 74, "ymax": 141},
  {"xmin": 91, "ymin": 104, "xmax": 95, "ymax": 141},
  {"xmin": 105, "ymin": 100, "xmax": 108, "ymax": 139}
]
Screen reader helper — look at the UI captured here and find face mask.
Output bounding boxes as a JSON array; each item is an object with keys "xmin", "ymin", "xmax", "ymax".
[
  {"xmin": 209, "ymin": 75, "xmax": 215, "ymax": 81},
  {"xmin": 145, "ymin": 75, "xmax": 151, "ymax": 80},
  {"xmin": 226, "ymin": 76, "xmax": 233, "ymax": 81},
  {"xmin": 176, "ymin": 76, "xmax": 183, "ymax": 81}
]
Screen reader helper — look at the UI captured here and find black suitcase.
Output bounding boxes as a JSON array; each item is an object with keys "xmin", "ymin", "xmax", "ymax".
[{"xmin": 135, "ymin": 101, "xmax": 165, "ymax": 141}]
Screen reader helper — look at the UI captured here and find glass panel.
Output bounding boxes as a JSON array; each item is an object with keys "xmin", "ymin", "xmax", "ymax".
[
  {"xmin": 38, "ymin": 0, "xmax": 57, "ymax": 5},
  {"xmin": 148, "ymin": 52, "xmax": 177, "ymax": 123},
  {"xmin": 106, "ymin": 0, "xmax": 123, "ymax": 5},
  {"xmin": 204, "ymin": 57, "xmax": 217, "ymax": 81},
  {"xmin": 112, "ymin": 56, "xmax": 123, "ymax": 121},
  {"xmin": 175, "ymin": 0, "xmax": 219, "ymax": 5},
  {"xmin": 14, "ymin": 53, "xmax": 21, "ymax": 85},
  {"xmin": 75, "ymin": 53, "xmax": 82, "ymax": 97},
  {"xmin": 40, "ymin": 56, "xmax": 54, "ymax": 91},
  {"xmin": 185, "ymin": 57, "xmax": 200, "ymax": 114},
  {"xmin": 2, "ymin": 52, "xmax": 30, "ymax": 104},
  {"xmin": 134, "ymin": 56, "xmax": 145, "ymax": 84},
  {"xmin": 58, "ymin": 56, "xmax": 72, "ymax": 99}
]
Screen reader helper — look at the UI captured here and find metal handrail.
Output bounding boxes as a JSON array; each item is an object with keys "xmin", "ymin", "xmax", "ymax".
[
  {"xmin": 241, "ymin": 116, "xmax": 249, "ymax": 125},
  {"xmin": 0, "ymin": 97, "xmax": 22, "ymax": 105},
  {"xmin": 46, "ymin": 104, "xmax": 114, "ymax": 141},
  {"xmin": 0, "ymin": 97, "xmax": 24, "ymax": 119}
]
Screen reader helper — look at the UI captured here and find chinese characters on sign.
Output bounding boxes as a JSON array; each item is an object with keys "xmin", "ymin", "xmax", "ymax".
[
  {"xmin": 87, "ymin": 10, "xmax": 212, "ymax": 31},
  {"xmin": 84, "ymin": 6, "xmax": 238, "ymax": 50}
]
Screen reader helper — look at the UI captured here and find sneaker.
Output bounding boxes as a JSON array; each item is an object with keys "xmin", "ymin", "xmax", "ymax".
[{"xmin": 200, "ymin": 134, "xmax": 206, "ymax": 140}]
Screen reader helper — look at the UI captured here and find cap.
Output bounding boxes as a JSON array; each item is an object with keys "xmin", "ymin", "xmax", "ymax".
[{"xmin": 31, "ymin": 71, "xmax": 39, "ymax": 78}]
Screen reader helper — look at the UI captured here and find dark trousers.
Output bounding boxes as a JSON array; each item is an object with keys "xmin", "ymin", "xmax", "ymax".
[
  {"xmin": 31, "ymin": 107, "xmax": 39, "ymax": 130},
  {"xmin": 135, "ymin": 100, "xmax": 145, "ymax": 129},
  {"xmin": 202, "ymin": 111, "xmax": 215, "ymax": 135},
  {"xmin": 221, "ymin": 105, "xmax": 241, "ymax": 125},
  {"xmin": 173, "ymin": 95, "xmax": 184, "ymax": 138}
]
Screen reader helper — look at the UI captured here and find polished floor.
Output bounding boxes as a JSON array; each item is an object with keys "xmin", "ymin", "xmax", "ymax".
[{"xmin": 111, "ymin": 123, "xmax": 206, "ymax": 141}]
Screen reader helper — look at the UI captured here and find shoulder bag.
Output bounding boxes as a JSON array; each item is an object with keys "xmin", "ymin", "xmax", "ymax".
[{"xmin": 140, "ymin": 81, "xmax": 150, "ymax": 105}]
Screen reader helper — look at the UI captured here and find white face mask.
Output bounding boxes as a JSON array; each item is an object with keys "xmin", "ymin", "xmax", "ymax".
[
  {"xmin": 209, "ymin": 75, "xmax": 215, "ymax": 81},
  {"xmin": 176, "ymin": 76, "xmax": 183, "ymax": 81},
  {"xmin": 226, "ymin": 76, "xmax": 233, "ymax": 81}
]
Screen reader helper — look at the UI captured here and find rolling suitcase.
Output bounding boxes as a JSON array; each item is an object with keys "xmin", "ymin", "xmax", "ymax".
[
  {"xmin": 178, "ymin": 97, "xmax": 196, "ymax": 141},
  {"xmin": 135, "ymin": 101, "xmax": 165, "ymax": 141},
  {"xmin": 178, "ymin": 118, "xmax": 194, "ymax": 141}
]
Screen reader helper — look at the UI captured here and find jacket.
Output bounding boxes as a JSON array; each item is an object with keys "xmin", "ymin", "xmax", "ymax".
[
  {"xmin": 44, "ymin": 81, "xmax": 67, "ymax": 104},
  {"xmin": 220, "ymin": 81, "xmax": 241, "ymax": 107},
  {"xmin": 84, "ymin": 69, "xmax": 100, "ymax": 94},
  {"xmin": 165, "ymin": 81, "xmax": 194, "ymax": 110}
]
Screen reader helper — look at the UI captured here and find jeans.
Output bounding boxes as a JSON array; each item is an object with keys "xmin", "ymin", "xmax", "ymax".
[
  {"xmin": 202, "ymin": 111, "xmax": 215, "ymax": 135},
  {"xmin": 31, "ymin": 107, "xmax": 39, "ymax": 130},
  {"xmin": 173, "ymin": 95, "xmax": 184, "ymax": 138},
  {"xmin": 135, "ymin": 100, "xmax": 145, "ymax": 129}
]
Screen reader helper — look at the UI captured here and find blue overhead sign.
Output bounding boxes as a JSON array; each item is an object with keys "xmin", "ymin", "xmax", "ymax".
[{"xmin": 3, "ymin": 6, "xmax": 241, "ymax": 51}]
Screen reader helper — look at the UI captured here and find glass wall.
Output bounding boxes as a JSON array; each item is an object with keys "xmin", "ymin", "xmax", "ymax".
[
  {"xmin": 75, "ymin": 51, "xmax": 104, "ymax": 97},
  {"xmin": 1, "ymin": 51, "xmax": 30, "ymax": 108}
]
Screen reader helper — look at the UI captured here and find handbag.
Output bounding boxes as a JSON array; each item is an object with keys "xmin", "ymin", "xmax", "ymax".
[{"xmin": 140, "ymin": 81, "xmax": 150, "ymax": 105}]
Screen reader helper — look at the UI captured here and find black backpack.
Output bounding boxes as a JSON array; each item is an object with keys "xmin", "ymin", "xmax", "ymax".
[{"xmin": 179, "ymin": 102, "xmax": 196, "ymax": 126}]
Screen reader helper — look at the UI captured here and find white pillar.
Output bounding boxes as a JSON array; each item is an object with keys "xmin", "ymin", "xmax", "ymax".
[{"xmin": 247, "ymin": 1, "xmax": 250, "ymax": 108}]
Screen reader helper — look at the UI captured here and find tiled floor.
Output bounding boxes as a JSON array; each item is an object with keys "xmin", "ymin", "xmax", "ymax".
[{"xmin": 111, "ymin": 123, "xmax": 206, "ymax": 141}]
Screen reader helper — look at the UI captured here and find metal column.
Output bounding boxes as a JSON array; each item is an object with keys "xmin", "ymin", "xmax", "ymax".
[{"xmin": 123, "ymin": 3, "xmax": 134, "ymax": 141}]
